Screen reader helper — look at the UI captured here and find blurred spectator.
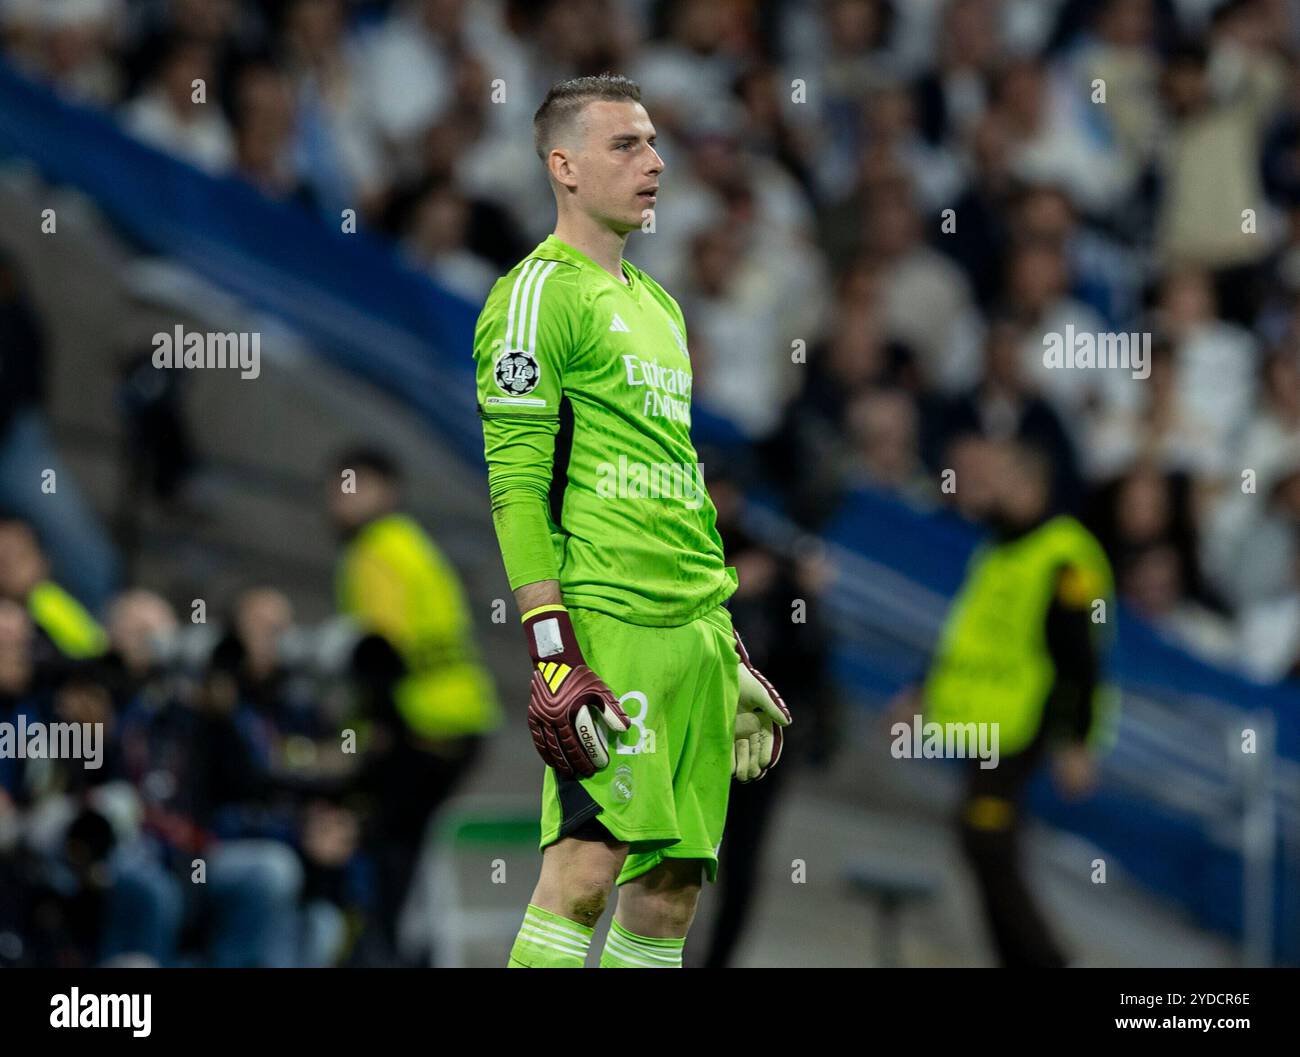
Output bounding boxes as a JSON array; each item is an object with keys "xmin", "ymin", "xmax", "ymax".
[
  {"xmin": 990, "ymin": 55, "xmax": 1132, "ymax": 216},
  {"xmin": 1068, "ymin": 0, "xmax": 1163, "ymax": 190},
  {"xmin": 630, "ymin": 0, "xmax": 744, "ymax": 143},
  {"xmin": 732, "ymin": 62, "xmax": 817, "ymax": 196},
  {"xmin": 8, "ymin": 0, "xmax": 125, "ymax": 106},
  {"xmin": 913, "ymin": 0, "xmax": 998, "ymax": 149},
  {"xmin": 1121, "ymin": 541, "xmax": 1238, "ymax": 664},
  {"xmin": 120, "ymin": 35, "xmax": 234, "ymax": 173},
  {"xmin": 379, "ymin": 115, "xmax": 531, "ymax": 269},
  {"xmin": 861, "ymin": 80, "xmax": 965, "ymax": 215},
  {"xmin": 679, "ymin": 221, "xmax": 798, "ymax": 440},
  {"xmin": 356, "ymin": 0, "xmax": 468, "ymax": 165},
  {"xmin": 446, "ymin": 46, "xmax": 553, "ymax": 243},
  {"xmin": 282, "ymin": 0, "xmax": 386, "ymax": 217},
  {"xmin": 806, "ymin": 0, "xmax": 902, "ymax": 204},
  {"xmin": 1233, "ymin": 341, "xmax": 1300, "ymax": 480},
  {"xmin": 843, "ymin": 387, "xmax": 936, "ymax": 507},
  {"xmin": 1088, "ymin": 461, "xmax": 1219, "ymax": 619},
  {"xmin": 1202, "ymin": 438, "xmax": 1300, "ymax": 611},
  {"xmin": 0, "ymin": 592, "xmax": 176, "ymax": 968},
  {"xmin": 1152, "ymin": 268, "xmax": 1257, "ymax": 475},
  {"xmin": 1156, "ymin": 15, "xmax": 1284, "ymax": 322},
  {"xmin": 1088, "ymin": 336, "xmax": 1185, "ymax": 481},
  {"xmin": 1237, "ymin": 528, "xmax": 1300, "ymax": 683},
  {"xmin": 1010, "ymin": 183, "xmax": 1143, "ymax": 332},
  {"xmin": 1087, "ymin": 273, "xmax": 1258, "ymax": 483},
  {"xmin": 938, "ymin": 111, "xmax": 1017, "ymax": 310},
  {"xmin": 761, "ymin": 260, "xmax": 915, "ymax": 526},
  {"xmin": 994, "ymin": 238, "xmax": 1108, "ymax": 432},
  {"xmin": 0, "ymin": 520, "xmax": 107, "ymax": 663},
  {"xmin": 103, "ymin": 587, "xmax": 177, "ymax": 699},
  {"xmin": 869, "ymin": 175, "xmax": 979, "ymax": 393},
  {"xmin": 230, "ymin": 58, "xmax": 316, "ymax": 207},
  {"xmin": 204, "ymin": 587, "xmax": 352, "ymax": 966},
  {"xmin": 401, "ymin": 178, "xmax": 498, "ymax": 302},
  {"xmin": 1260, "ymin": 52, "xmax": 1300, "ymax": 208},
  {"xmin": 939, "ymin": 315, "xmax": 1083, "ymax": 513}
]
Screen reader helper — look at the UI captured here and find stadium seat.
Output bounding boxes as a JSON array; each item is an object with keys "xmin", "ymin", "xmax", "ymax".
[
  {"xmin": 845, "ymin": 856, "xmax": 941, "ymax": 968},
  {"xmin": 422, "ymin": 796, "xmax": 542, "ymax": 968}
]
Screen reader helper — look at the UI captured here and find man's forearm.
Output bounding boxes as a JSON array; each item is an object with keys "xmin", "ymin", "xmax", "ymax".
[
  {"xmin": 490, "ymin": 491, "xmax": 561, "ymax": 592},
  {"xmin": 1044, "ymin": 598, "xmax": 1099, "ymax": 742},
  {"xmin": 514, "ymin": 579, "xmax": 562, "ymax": 618}
]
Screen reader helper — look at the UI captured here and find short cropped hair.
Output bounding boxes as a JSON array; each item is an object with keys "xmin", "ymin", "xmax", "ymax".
[
  {"xmin": 1004, "ymin": 439, "xmax": 1054, "ymax": 488},
  {"xmin": 533, "ymin": 73, "xmax": 642, "ymax": 162},
  {"xmin": 331, "ymin": 446, "xmax": 402, "ymax": 485}
]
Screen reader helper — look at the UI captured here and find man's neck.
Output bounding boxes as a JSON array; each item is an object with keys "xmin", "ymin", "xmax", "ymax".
[{"xmin": 552, "ymin": 214, "xmax": 630, "ymax": 285}]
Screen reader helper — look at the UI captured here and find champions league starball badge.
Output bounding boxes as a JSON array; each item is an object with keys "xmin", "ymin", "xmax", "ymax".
[{"xmin": 494, "ymin": 350, "xmax": 541, "ymax": 395}]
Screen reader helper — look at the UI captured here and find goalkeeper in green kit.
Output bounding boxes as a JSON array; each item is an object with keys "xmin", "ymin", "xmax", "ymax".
[{"xmin": 472, "ymin": 74, "xmax": 791, "ymax": 969}]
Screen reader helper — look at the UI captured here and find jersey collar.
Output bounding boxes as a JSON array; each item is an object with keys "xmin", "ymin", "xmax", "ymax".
[{"xmin": 543, "ymin": 235, "xmax": 639, "ymax": 297}]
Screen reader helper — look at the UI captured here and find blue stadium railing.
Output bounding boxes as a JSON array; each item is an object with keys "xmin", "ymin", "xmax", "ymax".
[{"xmin": 3, "ymin": 59, "xmax": 1298, "ymax": 963}]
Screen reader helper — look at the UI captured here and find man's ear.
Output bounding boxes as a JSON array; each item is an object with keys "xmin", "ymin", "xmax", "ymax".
[{"xmin": 548, "ymin": 148, "xmax": 578, "ymax": 190}]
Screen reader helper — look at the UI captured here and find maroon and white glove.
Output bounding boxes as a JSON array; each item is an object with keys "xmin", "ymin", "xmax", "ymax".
[
  {"xmin": 522, "ymin": 604, "xmax": 629, "ymax": 779},
  {"xmin": 732, "ymin": 629, "xmax": 792, "ymax": 783}
]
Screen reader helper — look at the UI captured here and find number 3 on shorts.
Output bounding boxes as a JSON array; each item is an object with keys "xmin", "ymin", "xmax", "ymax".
[{"xmin": 615, "ymin": 690, "xmax": 656, "ymax": 755}]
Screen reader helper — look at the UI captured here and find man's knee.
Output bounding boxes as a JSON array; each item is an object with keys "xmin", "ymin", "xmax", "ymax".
[
  {"xmin": 620, "ymin": 859, "xmax": 704, "ymax": 935},
  {"xmin": 630, "ymin": 889, "xmax": 699, "ymax": 934},
  {"xmin": 537, "ymin": 837, "xmax": 626, "ymax": 927},
  {"xmin": 564, "ymin": 873, "xmax": 614, "ymax": 926}
]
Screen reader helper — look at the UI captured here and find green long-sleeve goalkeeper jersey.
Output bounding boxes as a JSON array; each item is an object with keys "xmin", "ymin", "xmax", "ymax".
[{"xmin": 472, "ymin": 234, "xmax": 736, "ymax": 627}]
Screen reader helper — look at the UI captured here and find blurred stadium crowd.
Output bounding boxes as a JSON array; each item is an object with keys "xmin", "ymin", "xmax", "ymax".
[
  {"xmin": 1, "ymin": 0, "xmax": 1300, "ymax": 965},
  {"xmin": 0, "ymin": 450, "xmax": 499, "ymax": 968}
]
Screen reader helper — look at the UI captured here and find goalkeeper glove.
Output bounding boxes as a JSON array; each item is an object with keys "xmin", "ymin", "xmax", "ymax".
[
  {"xmin": 522, "ymin": 604, "xmax": 629, "ymax": 779},
  {"xmin": 732, "ymin": 628, "xmax": 792, "ymax": 783}
]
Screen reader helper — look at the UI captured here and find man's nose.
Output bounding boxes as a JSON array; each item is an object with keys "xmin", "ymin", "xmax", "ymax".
[{"xmin": 647, "ymin": 147, "xmax": 665, "ymax": 175}]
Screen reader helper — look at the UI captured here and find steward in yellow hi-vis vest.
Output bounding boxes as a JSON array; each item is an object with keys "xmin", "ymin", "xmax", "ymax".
[
  {"xmin": 920, "ymin": 441, "xmax": 1116, "ymax": 968},
  {"xmin": 337, "ymin": 511, "xmax": 501, "ymax": 740},
  {"xmin": 328, "ymin": 449, "xmax": 497, "ymax": 966},
  {"xmin": 924, "ymin": 513, "xmax": 1116, "ymax": 757}
]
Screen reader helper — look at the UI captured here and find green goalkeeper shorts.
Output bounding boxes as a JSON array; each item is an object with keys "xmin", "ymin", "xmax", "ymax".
[{"xmin": 538, "ymin": 603, "xmax": 738, "ymax": 885}]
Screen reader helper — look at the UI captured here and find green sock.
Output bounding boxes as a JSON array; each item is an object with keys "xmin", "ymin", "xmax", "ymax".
[
  {"xmin": 507, "ymin": 904, "xmax": 594, "ymax": 968},
  {"xmin": 599, "ymin": 918, "xmax": 684, "ymax": 968}
]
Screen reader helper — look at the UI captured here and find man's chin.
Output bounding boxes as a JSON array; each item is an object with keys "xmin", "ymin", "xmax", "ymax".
[{"xmin": 615, "ymin": 207, "xmax": 653, "ymax": 233}]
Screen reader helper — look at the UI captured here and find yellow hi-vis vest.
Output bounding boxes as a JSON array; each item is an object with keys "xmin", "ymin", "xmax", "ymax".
[
  {"xmin": 337, "ymin": 513, "xmax": 501, "ymax": 740},
  {"xmin": 923, "ymin": 515, "xmax": 1116, "ymax": 757},
  {"xmin": 28, "ymin": 581, "xmax": 108, "ymax": 659}
]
